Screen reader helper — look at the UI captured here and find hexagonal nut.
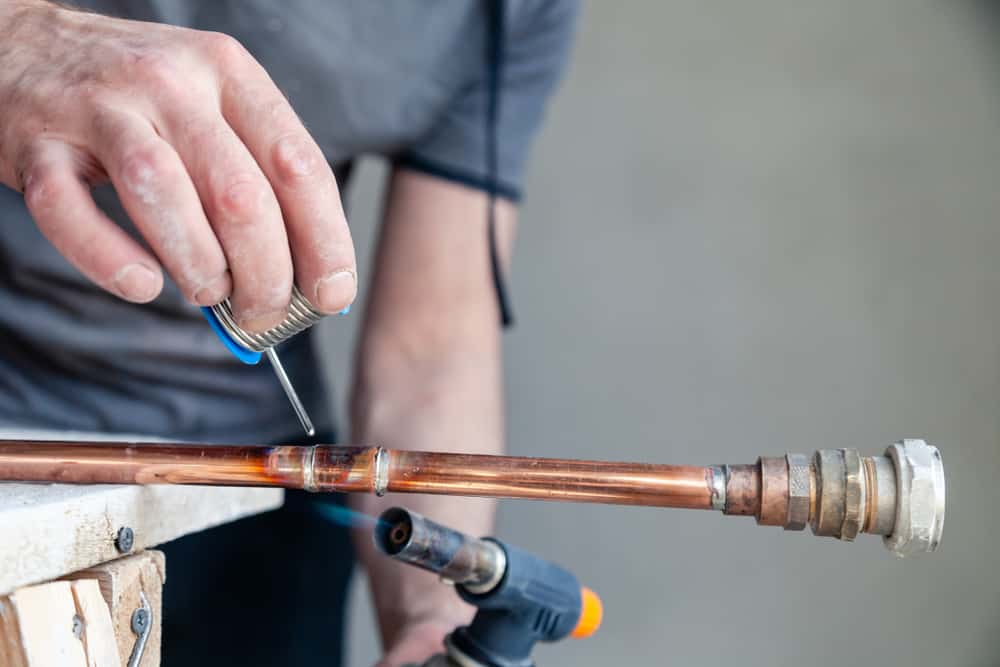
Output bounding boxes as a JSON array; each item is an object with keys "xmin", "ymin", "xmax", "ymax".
[
  {"xmin": 883, "ymin": 439, "xmax": 946, "ymax": 557},
  {"xmin": 840, "ymin": 449, "xmax": 864, "ymax": 542},
  {"xmin": 784, "ymin": 453, "xmax": 810, "ymax": 531},
  {"xmin": 811, "ymin": 449, "xmax": 846, "ymax": 537}
]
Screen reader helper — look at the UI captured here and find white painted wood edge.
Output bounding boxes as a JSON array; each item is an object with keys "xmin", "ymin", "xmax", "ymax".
[{"xmin": 0, "ymin": 484, "xmax": 283, "ymax": 596}]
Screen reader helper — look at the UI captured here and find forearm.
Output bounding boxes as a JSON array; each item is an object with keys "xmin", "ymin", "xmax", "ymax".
[
  {"xmin": 348, "ymin": 168, "xmax": 515, "ymax": 647},
  {"xmin": 350, "ymin": 351, "xmax": 502, "ymax": 639},
  {"xmin": 350, "ymin": 316, "xmax": 503, "ymax": 638}
]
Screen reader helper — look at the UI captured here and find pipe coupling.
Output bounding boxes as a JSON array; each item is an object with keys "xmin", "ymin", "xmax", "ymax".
[{"xmin": 747, "ymin": 440, "xmax": 945, "ymax": 556}]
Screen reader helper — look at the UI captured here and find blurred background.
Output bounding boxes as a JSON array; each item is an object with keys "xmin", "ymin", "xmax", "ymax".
[{"xmin": 316, "ymin": 2, "xmax": 1000, "ymax": 665}]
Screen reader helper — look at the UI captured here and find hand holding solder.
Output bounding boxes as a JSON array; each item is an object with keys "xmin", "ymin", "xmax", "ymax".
[{"xmin": 0, "ymin": 0, "xmax": 357, "ymax": 322}]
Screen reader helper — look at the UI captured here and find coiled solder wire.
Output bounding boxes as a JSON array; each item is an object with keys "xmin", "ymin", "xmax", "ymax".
[
  {"xmin": 209, "ymin": 285, "xmax": 324, "ymax": 436},
  {"xmin": 209, "ymin": 286, "xmax": 325, "ymax": 352}
]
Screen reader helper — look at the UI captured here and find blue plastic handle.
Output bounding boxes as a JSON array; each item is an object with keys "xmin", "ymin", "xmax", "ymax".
[
  {"xmin": 201, "ymin": 304, "xmax": 351, "ymax": 366},
  {"xmin": 200, "ymin": 307, "xmax": 262, "ymax": 365}
]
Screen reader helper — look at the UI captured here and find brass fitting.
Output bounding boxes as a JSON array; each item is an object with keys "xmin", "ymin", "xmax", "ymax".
[{"xmin": 725, "ymin": 439, "xmax": 946, "ymax": 556}]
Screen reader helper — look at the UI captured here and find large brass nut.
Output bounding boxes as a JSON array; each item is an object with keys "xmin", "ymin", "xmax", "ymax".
[
  {"xmin": 811, "ymin": 449, "xmax": 846, "ymax": 537},
  {"xmin": 784, "ymin": 453, "xmax": 810, "ymax": 531},
  {"xmin": 884, "ymin": 440, "xmax": 946, "ymax": 556}
]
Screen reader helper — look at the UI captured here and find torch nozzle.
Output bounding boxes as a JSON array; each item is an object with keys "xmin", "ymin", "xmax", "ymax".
[
  {"xmin": 374, "ymin": 507, "xmax": 507, "ymax": 593},
  {"xmin": 382, "ymin": 515, "xmax": 413, "ymax": 555}
]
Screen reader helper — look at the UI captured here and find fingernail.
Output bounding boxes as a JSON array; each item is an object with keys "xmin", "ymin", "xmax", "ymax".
[
  {"xmin": 194, "ymin": 271, "xmax": 232, "ymax": 306},
  {"xmin": 237, "ymin": 308, "xmax": 286, "ymax": 333},
  {"xmin": 315, "ymin": 270, "xmax": 357, "ymax": 313},
  {"xmin": 114, "ymin": 263, "xmax": 161, "ymax": 303}
]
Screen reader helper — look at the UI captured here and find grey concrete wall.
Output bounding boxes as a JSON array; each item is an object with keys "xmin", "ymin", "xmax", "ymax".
[{"xmin": 320, "ymin": 2, "xmax": 1000, "ymax": 665}]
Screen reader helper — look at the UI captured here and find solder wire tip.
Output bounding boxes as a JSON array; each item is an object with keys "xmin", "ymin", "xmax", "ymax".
[{"xmin": 264, "ymin": 347, "xmax": 315, "ymax": 437}]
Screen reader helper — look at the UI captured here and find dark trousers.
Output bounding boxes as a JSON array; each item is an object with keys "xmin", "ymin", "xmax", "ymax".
[{"xmin": 160, "ymin": 433, "xmax": 355, "ymax": 666}]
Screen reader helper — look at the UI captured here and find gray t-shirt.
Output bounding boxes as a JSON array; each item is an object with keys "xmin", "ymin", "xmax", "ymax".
[{"xmin": 0, "ymin": 1, "xmax": 577, "ymax": 442}]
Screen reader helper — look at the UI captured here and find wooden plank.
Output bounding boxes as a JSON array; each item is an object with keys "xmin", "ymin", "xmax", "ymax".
[
  {"xmin": 0, "ymin": 482, "xmax": 281, "ymax": 596},
  {"xmin": 1, "ymin": 581, "xmax": 89, "ymax": 666},
  {"xmin": 0, "ymin": 593, "xmax": 28, "ymax": 667},
  {"xmin": 70, "ymin": 579, "xmax": 122, "ymax": 667},
  {"xmin": 0, "ymin": 579, "xmax": 124, "ymax": 667},
  {"xmin": 63, "ymin": 551, "xmax": 165, "ymax": 667}
]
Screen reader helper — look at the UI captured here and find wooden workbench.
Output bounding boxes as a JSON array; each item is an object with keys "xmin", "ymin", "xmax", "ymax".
[{"xmin": 0, "ymin": 431, "xmax": 283, "ymax": 666}]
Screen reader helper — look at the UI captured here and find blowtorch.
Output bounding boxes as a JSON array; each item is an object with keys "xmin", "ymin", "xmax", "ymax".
[
  {"xmin": 0, "ymin": 438, "xmax": 945, "ymax": 556},
  {"xmin": 374, "ymin": 507, "xmax": 603, "ymax": 667}
]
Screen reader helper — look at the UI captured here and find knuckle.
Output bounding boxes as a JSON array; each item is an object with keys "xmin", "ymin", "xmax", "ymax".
[
  {"xmin": 22, "ymin": 164, "xmax": 61, "ymax": 212},
  {"xmin": 271, "ymin": 133, "xmax": 322, "ymax": 183},
  {"xmin": 216, "ymin": 174, "xmax": 268, "ymax": 220},
  {"xmin": 202, "ymin": 32, "xmax": 251, "ymax": 69},
  {"xmin": 130, "ymin": 51, "xmax": 181, "ymax": 89},
  {"xmin": 89, "ymin": 105, "xmax": 123, "ymax": 143},
  {"xmin": 118, "ymin": 143, "xmax": 172, "ymax": 194},
  {"xmin": 9, "ymin": 115, "xmax": 46, "ymax": 151},
  {"xmin": 73, "ymin": 83, "xmax": 110, "ymax": 110}
]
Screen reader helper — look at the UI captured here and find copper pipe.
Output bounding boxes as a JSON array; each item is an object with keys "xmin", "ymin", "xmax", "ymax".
[
  {"xmin": 0, "ymin": 440, "xmax": 717, "ymax": 510},
  {"xmin": 383, "ymin": 450, "xmax": 714, "ymax": 508},
  {"xmin": 0, "ymin": 438, "xmax": 947, "ymax": 557}
]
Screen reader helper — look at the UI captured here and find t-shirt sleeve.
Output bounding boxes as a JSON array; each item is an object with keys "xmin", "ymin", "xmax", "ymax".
[{"xmin": 397, "ymin": 0, "xmax": 580, "ymax": 201}]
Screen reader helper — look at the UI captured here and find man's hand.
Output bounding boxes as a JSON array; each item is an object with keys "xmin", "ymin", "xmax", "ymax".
[{"xmin": 0, "ymin": 0, "xmax": 356, "ymax": 328}]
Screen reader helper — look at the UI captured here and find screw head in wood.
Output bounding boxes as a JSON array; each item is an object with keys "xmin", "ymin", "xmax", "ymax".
[
  {"xmin": 131, "ymin": 607, "xmax": 149, "ymax": 634},
  {"xmin": 115, "ymin": 526, "xmax": 134, "ymax": 553}
]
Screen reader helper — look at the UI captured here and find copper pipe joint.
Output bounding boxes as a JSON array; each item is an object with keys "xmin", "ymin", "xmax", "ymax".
[
  {"xmin": 756, "ymin": 456, "xmax": 789, "ymax": 526},
  {"xmin": 722, "ymin": 439, "xmax": 945, "ymax": 556},
  {"xmin": 721, "ymin": 464, "xmax": 759, "ymax": 516}
]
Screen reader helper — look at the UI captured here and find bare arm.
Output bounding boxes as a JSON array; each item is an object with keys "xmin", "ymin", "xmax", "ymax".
[{"xmin": 349, "ymin": 168, "xmax": 516, "ymax": 667}]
